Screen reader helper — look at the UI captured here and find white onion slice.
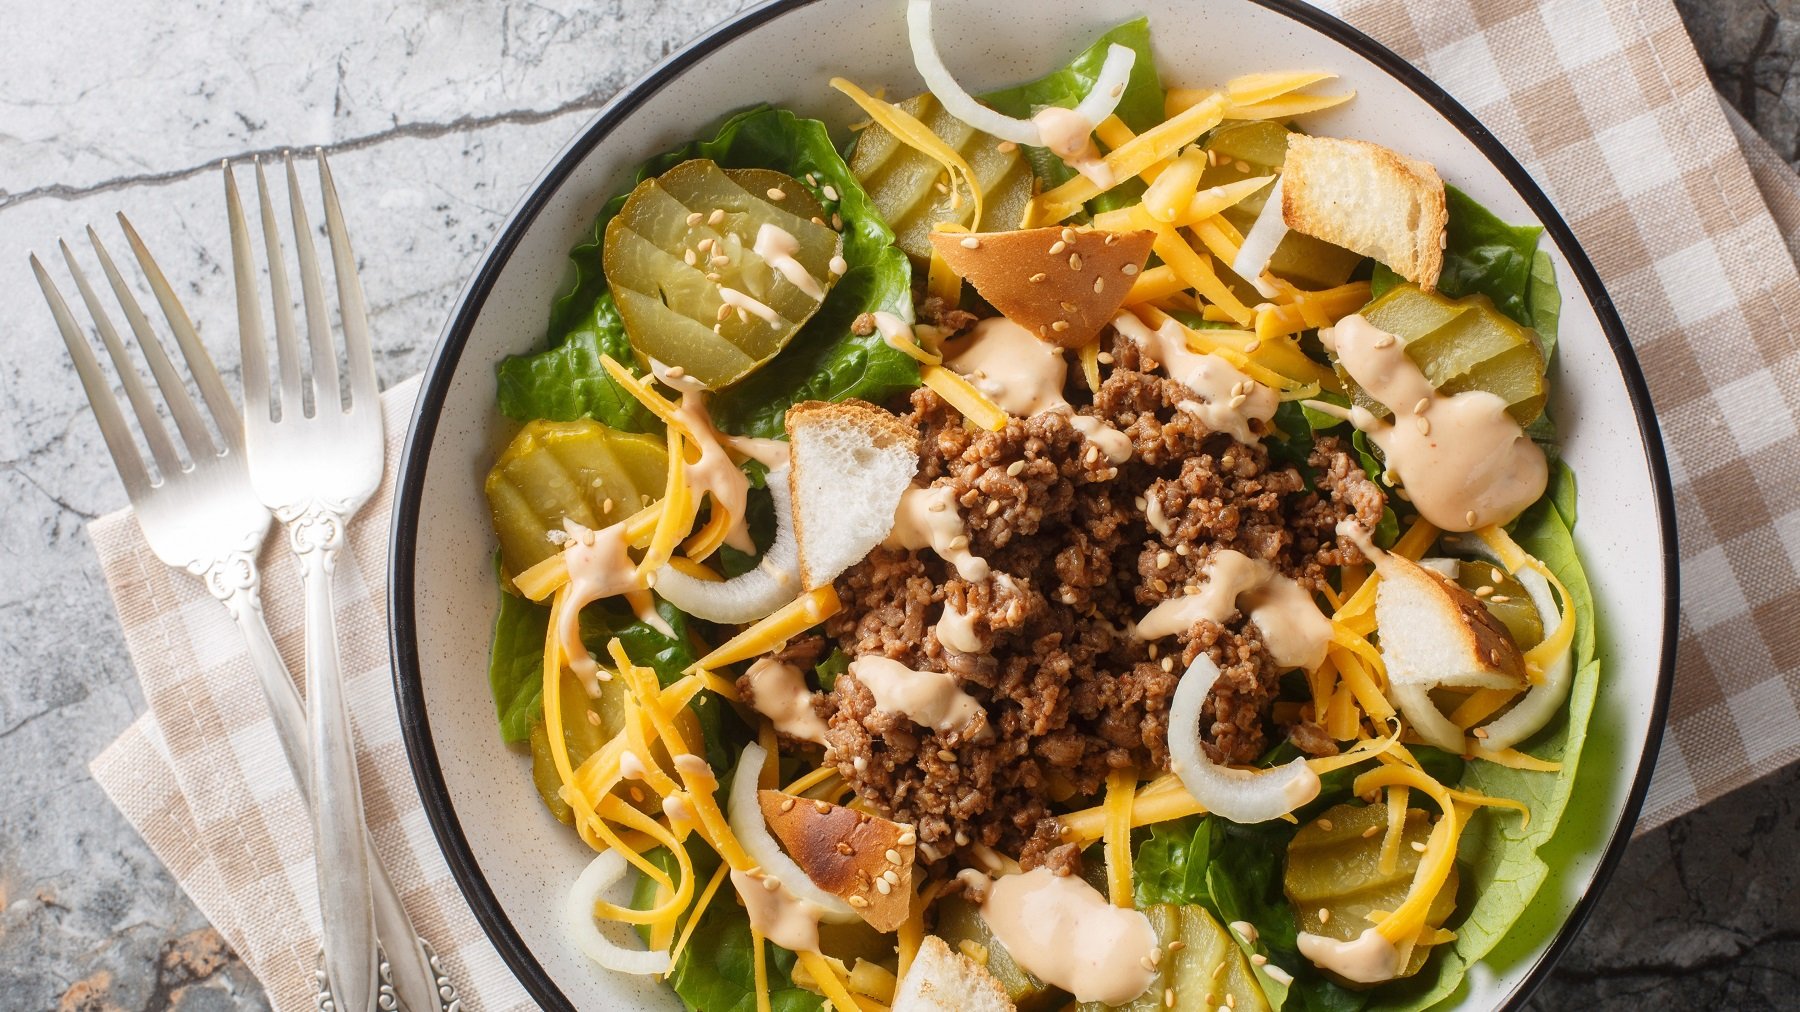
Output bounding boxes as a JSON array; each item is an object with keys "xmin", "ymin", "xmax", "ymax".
[
  {"xmin": 1387, "ymin": 548, "xmax": 1574, "ymax": 753},
  {"xmin": 1070, "ymin": 44, "xmax": 1138, "ymax": 131},
  {"xmin": 1168, "ymin": 653, "xmax": 1320, "ymax": 823},
  {"xmin": 907, "ymin": 0, "xmax": 1042, "ymax": 145},
  {"xmin": 566, "ymin": 849, "xmax": 671, "ymax": 975},
  {"xmin": 1231, "ymin": 177, "xmax": 1288, "ymax": 299},
  {"xmin": 727, "ymin": 742, "xmax": 858, "ymax": 922},
  {"xmin": 653, "ymin": 464, "xmax": 800, "ymax": 624}
]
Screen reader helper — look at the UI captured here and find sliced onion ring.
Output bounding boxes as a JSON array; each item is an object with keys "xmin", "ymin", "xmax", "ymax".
[
  {"xmin": 1231, "ymin": 177, "xmax": 1287, "ymax": 300},
  {"xmin": 1388, "ymin": 548, "xmax": 1573, "ymax": 754},
  {"xmin": 1168, "ymin": 652, "xmax": 1321, "ymax": 823},
  {"xmin": 566, "ymin": 850, "xmax": 671, "ymax": 975},
  {"xmin": 907, "ymin": 0, "xmax": 1134, "ymax": 149},
  {"xmin": 653, "ymin": 463, "xmax": 800, "ymax": 624},
  {"xmin": 727, "ymin": 742, "xmax": 858, "ymax": 922}
]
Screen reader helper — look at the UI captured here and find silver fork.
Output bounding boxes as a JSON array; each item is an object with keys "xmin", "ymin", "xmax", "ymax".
[
  {"xmin": 224, "ymin": 151, "xmax": 410, "ymax": 1012},
  {"xmin": 33, "ymin": 213, "xmax": 450, "ymax": 1011}
]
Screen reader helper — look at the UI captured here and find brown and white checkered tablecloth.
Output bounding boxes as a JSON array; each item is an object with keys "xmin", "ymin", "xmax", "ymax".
[{"xmin": 86, "ymin": 1, "xmax": 1800, "ymax": 1008}]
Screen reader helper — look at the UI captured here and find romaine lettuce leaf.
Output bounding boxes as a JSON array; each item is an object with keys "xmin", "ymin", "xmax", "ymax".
[
  {"xmin": 1368, "ymin": 186, "xmax": 1544, "ymax": 329},
  {"xmin": 497, "ymin": 106, "xmax": 918, "ymax": 438},
  {"xmin": 488, "ymin": 583, "xmax": 550, "ymax": 745},
  {"xmin": 632, "ymin": 843, "xmax": 826, "ymax": 1012},
  {"xmin": 982, "ymin": 18, "xmax": 1165, "ymax": 214}
]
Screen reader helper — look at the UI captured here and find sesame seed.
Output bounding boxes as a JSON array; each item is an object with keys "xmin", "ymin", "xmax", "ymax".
[
  {"xmin": 585, "ymin": 710, "xmax": 601, "ymax": 726},
  {"xmin": 1094, "ymin": 278, "xmax": 1105, "ymax": 294},
  {"xmin": 997, "ymin": 140, "xmax": 1017, "ymax": 152},
  {"xmin": 832, "ymin": 213, "xmax": 843, "ymax": 229},
  {"xmin": 1007, "ymin": 460, "xmax": 1025, "ymax": 476},
  {"xmin": 875, "ymin": 878, "xmax": 892, "ymax": 894},
  {"xmin": 937, "ymin": 749, "xmax": 958, "ymax": 762},
  {"xmin": 949, "ymin": 535, "xmax": 969, "ymax": 550},
  {"xmin": 763, "ymin": 876, "xmax": 782, "ymax": 891},
  {"xmin": 685, "ymin": 211, "xmax": 703, "ymax": 226},
  {"xmin": 822, "ymin": 185, "xmax": 839, "ymax": 201},
  {"xmin": 712, "ymin": 254, "xmax": 730, "ymax": 267},
  {"xmin": 1069, "ymin": 253, "xmax": 1083, "ymax": 270},
  {"xmin": 1374, "ymin": 334, "xmax": 1396, "ymax": 349},
  {"xmin": 712, "ymin": 323, "xmax": 723, "ymax": 334},
  {"xmin": 1098, "ymin": 352, "xmax": 1114, "ymax": 364},
  {"xmin": 1168, "ymin": 941, "xmax": 1186, "ymax": 953},
  {"xmin": 960, "ymin": 235, "xmax": 981, "ymax": 249},
  {"xmin": 1060, "ymin": 301, "xmax": 1079, "ymax": 313},
  {"xmin": 882, "ymin": 869, "xmax": 901, "ymax": 884},
  {"xmin": 716, "ymin": 305, "xmax": 731, "ymax": 322},
  {"xmin": 698, "ymin": 237, "xmax": 715, "ymax": 251},
  {"xmin": 1466, "ymin": 510, "xmax": 1480, "ymax": 527},
  {"xmin": 1153, "ymin": 578, "xmax": 1169, "ymax": 593},
  {"xmin": 1244, "ymin": 339, "xmax": 1261, "ymax": 352},
  {"xmin": 1228, "ymin": 393, "xmax": 1248, "ymax": 409},
  {"xmin": 1104, "ymin": 233, "xmax": 1119, "ymax": 245},
  {"xmin": 815, "ymin": 800, "xmax": 833, "ymax": 814},
  {"xmin": 1157, "ymin": 551, "xmax": 1172, "ymax": 569},
  {"xmin": 779, "ymin": 796, "xmax": 797, "ymax": 813},
  {"xmin": 853, "ymin": 755, "xmax": 867, "ymax": 772},
  {"xmin": 1362, "ymin": 825, "xmax": 1380, "ymax": 838},
  {"xmin": 886, "ymin": 848, "xmax": 903, "ymax": 864},
  {"xmin": 836, "ymin": 841, "xmax": 854, "ymax": 856},
  {"xmin": 683, "ymin": 248, "xmax": 697, "ymax": 266},
  {"xmin": 811, "ymin": 215, "xmax": 826, "ymax": 226},
  {"xmin": 955, "ymin": 830, "xmax": 971, "ymax": 846},
  {"xmin": 1122, "ymin": 263, "xmax": 1139, "ymax": 276},
  {"xmin": 1029, "ymin": 272, "xmax": 1048, "ymax": 283},
  {"xmin": 1473, "ymin": 726, "xmax": 1491, "ymax": 739},
  {"xmin": 1050, "ymin": 240, "xmax": 1068, "ymax": 255},
  {"xmin": 1161, "ymin": 656, "xmax": 1174, "ymax": 672},
  {"xmin": 1175, "ymin": 543, "xmax": 1190, "ymax": 556},
  {"xmin": 1318, "ymin": 907, "xmax": 1331, "ymax": 924},
  {"xmin": 1414, "ymin": 397, "xmax": 1431, "ymax": 415},
  {"xmin": 705, "ymin": 272, "xmax": 722, "ymax": 282},
  {"xmin": 1086, "ymin": 446, "xmax": 1099, "ymax": 464},
  {"xmin": 766, "ymin": 187, "xmax": 786, "ymax": 200},
  {"xmin": 1052, "ymin": 320, "xmax": 1071, "ymax": 332},
  {"xmin": 602, "ymin": 497, "xmax": 615, "ymax": 514},
  {"xmin": 708, "ymin": 209, "xmax": 725, "ymax": 225},
  {"xmin": 849, "ymin": 894, "xmax": 870, "ymax": 907},
  {"xmin": 1415, "ymin": 416, "xmax": 1431, "ymax": 436},
  {"xmin": 1411, "ymin": 841, "xmax": 1428, "ymax": 853},
  {"xmin": 928, "ymin": 500, "xmax": 947, "ymax": 512},
  {"xmin": 1141, "ymin": 957, "xmax": 1158, "ymax": 971},
  {"xmin": 1166, "ymin": 989, "xmax": 1176, "ymax": 1008},
  {"xmin": 1491, "ymin": 595, "xmax": 1511, "ymax": 603},
  {"xmin": 1491, "ymin": 567, "xmax": 1505, "ymax": 583},
  {"xmin": 1227, "ymin": 994, "xmax": 1237, "ymax": 1009},
  {"xmin": 1252, "ymin": 953, "xmax": 1268, "ymax": 966},
  {"xmin": 630, "ymin": 786, "xmax": 645, "ymax": 802},
  {"xmin": 899, "ymin": 830, "xmax": 917, "ymax": 845},
  {"xmin": 1319, "ymin": 818, "xmax": 1334, "ymax": 831},
  {"xmin": 1476, "ymin": 585, "xmax": 1494, "ymax": 597}
]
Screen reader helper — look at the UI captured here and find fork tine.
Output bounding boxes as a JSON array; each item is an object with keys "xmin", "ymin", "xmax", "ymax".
[
  {"xmin": 284, "ymin": 151, "xmax": 342, "ymax": 413},
  {"xmin": 87, "ymin": 226, "xmax": 219, "ymax": 462},
  {"xmin": 225, "ymin": 162, "xmax": 272, "ymax": 427},
  {"xmin": 31, "ymin": 253, "xmax": 154, "ymax": 499},
  {"xmin": 254, "ymin": 158, "xmax": 306, "ymax": 418},
  {"xmin": 119, "ymin": 213, "xmax": 242, "ymax": 450},
  {"xmin": 315, "ymin": 151, "xmax": 378, "ymax": 410},
  {"xmin": 58, "ymin": 239, "xmax": 186, "ymax": 478}
]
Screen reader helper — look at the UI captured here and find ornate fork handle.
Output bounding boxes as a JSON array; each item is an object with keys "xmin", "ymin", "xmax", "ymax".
[{"xmin": 200, "ymin": 550, "xmax": 453, "ymax": 1012}]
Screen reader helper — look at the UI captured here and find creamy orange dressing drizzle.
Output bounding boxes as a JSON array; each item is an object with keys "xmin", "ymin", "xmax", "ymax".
[
  {"xmin": 944, "ymin": 317, "xmax": 1132, "ymax": 457},
  {"xmin": 558, "ymin": 519, "xmax": 667, "ymax": 686},
  {"xmin": 1316, "ymin": 315, "xmax": 1547, "ymax": 532},
  {"xmin": 849, "ymin": 655, "xmax": 986, "ymax": 735},
  {"xmin": 887, "ymin": 484, "xmax": 991, "ymax": 582},
  {"xmin": 731, "ymin": 868, "xmax": 824, "ymax": 953},
  {"xmin": 1136, "ymin": 549, "xmax": 1330, "ymax": 670},
  {"xmin": 872, "ymin": 310, "xmax": 921, "ymax": 357},
  {"xmin": 752, "ymin": 223, "xmax": 826, "ymax": 301},
  {"xmin": 1111, "ymin": 311, "xmax": 1276, "ymax": 443},
  {"xmin": 1297, "ymin": 927, "xmax": 1401, "ymax": 984},
  {"xmin": 1145, "ymin": 495, "xmax": 1172, "ymax": 537},
  {"xmin": 653, "ymin": 361, "xmax": 778, "ymax": 553},
  {"xmin": 979, "ymin": 868, "xmax": 1157, "ymax": 1005},
  {"xmin": 618, "ymin": 749, "xmax": 648, "ymax": 782},
  {"xmin": 934, "ymin": 598, "xmax": 983, "ymax": 653},
  {"xmin": 718, "ymin": 286, "xmax": 785, "ymax": 326},
  {"xmin": 745, "ymin": 657, "xmax": 829, "ymax": 744},
  {"xmin": 1033, "ymin": 106, "xmax": 1114, "ymax": 189}
]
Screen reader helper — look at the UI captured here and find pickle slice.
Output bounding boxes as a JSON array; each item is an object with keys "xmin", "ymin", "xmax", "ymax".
[
  {"xmin": 1074, "ymin": 904, "xmax": 1178, "ymax": 1011},
  {"xmin": 933, "ymin": 895, "xmax": 1063, "ymax": 1010},
  {"xmin": 1450, "ymin": 560, "xmax": 1545, "ymax": 649},
  {"xmin": 848, "ymin": 92, "xmax": 1034, "ymax": 259},
  {"xmin": 528, "ymin": 669, "xmax": 627, "ymax": 824},
  {"xmin": 1349, "ymin": 282, "xmax": 1548, "ymax": 424},
  {"xmin": 1202, "ymin": 121, "xmax": 1361, "ymax": 290},
  {"xmin": 1284, "ymin": 803, "xmax": 1458, "ymax": 984},
  {"xmin": 1170, "ymin": 905, "xmax": 1270, "ymax": 1012},
  {"xmin": 604, "ymin": 160, "xmax": 842, "ymax": 388},
  {"xmin": 485, "ymin": 418, "xmax": 668, "ymax": 575}
]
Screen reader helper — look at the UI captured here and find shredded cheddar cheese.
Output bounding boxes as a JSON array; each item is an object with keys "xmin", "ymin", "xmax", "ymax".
[
  {"xmin": 831, "ymin": 78, "xmax": 983, "ymax": 232},
  {"xmin": 920, "ymin": 364, "xmax": 1009, "ymax": 431},
  {"xmin": 1026, "ymin": 92, "xmax": 1227, "ymax": 225},
  {"xmin": 693, "ymin": 585, "xmax": 843, "ymax": 670},
  {"xmin": 1103, "ymin": 769, "xmax": 1137, "ymax": 907}
]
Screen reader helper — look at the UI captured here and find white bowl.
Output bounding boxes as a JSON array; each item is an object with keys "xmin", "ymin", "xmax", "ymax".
[{"xmin": 390, "ymin": 1, "xmax": 1678, "ymax": 1008}]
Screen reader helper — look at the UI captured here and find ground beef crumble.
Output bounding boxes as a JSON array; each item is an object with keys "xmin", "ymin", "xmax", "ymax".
[{"xmin": 815, "ymin": 325, "xmax": 1385, "ymax": 868}]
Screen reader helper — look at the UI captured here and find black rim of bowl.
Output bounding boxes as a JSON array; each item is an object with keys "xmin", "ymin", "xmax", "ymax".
[{"xmin": 390, "ymin": 0, "xmax": 1680, "ymax": 1007}]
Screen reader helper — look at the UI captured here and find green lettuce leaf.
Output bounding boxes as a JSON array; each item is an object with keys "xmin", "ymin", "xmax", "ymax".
[
  {"xmin": 1133, "ymin": 816, "xmax": 1212, "ymax": 908},
  {"xmin": 488, "ymin": 583, "xmax": 550, "ymax": 745},
  {"xmin": 632, "ymin": 843, "xmax": 825, "ymax": 1012},
  {"xmin": 497, "ymin": 105, "xmax": 918, "ymax": 438},
  {"xmin": 982, "ymin": 18, "xmax": 1166, "ymax": 214},
  {"xmin": 1367, "ymin": 187, "xmax": 1544, "ymax": 330}
]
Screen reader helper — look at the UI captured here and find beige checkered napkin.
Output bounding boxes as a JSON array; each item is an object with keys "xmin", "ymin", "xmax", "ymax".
[
  {"xmin": 88, "ymin": 378, "xmax": 533, "ymax": 1012},
  {"xmin": 1319, "ymin": 0, "xmax": 1800, "ymax": 829},
  {"xmin": 81, "ymin": 0, "xmax": 1800, "ymax": 1006}
]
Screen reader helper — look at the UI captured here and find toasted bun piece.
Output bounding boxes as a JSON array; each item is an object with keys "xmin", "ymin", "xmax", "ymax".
[
  {"xmin": 928, "ymin": 227, "xmax": 1154, "ymax": 348},
  {"xmin": 1282, "ymin": 134, "xmax": 1446, "ymax": 290},
  {"xmin": 1375, "ymin": 552, "xmax": 1526, "ymax": 690},
  {"xmin": 786, "ymin": 400, "xmax": 920, "ymax": 589},
  {"xmin": 758, "ymin": 790, "xmax": 917, "ymax": 932},
  {"xmin": 893, "ymin": 936, "xmax": 1017, "ymax": 1012}
]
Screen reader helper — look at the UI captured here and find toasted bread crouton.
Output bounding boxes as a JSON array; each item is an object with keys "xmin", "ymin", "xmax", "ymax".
[
  {"xmin": 893, "ymin": 936, "xmax": 1017, "ymax": 1012},
  {"xmin": 1282, "ymin": 134, "xmax": 1446, "ymax": 289},
  {"xmin": 785, "ymin": 400, "xmax": 919, "ymax": 589},
  {"xmin": 758, "ymin": 790, "xmax": 917, "ymax": 932},
  {"xmin": 1375, "ymin": 552, "xmax": 1526, "ymax": 690},
  {"xmin": 928, "ymin": 227, "xmax": 1154, "ymax": 348}
]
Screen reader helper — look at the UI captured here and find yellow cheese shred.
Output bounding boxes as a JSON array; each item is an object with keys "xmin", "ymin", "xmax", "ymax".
[
  {"xmin": 799, "ymin": 949, "xmax": 867, "ymax": 1012},
  {"xmin": 693, "ymin": 584, "xmax": 844, "ymax": 670},
  {"xmin": 1103, "ymin": 769, "xmax": 1137, "ymax": 907},
  {"xmin": 920, "ymin": 364, "xmax": 1009, "ymax": 432},
  {"xmin": 1351, "ymin": 764, "xmax": 1458, "ymax": 945},
  {"xmin": 1379, "ymin": 785, "xmax": 1409, "ymax": 875},
  {"xmin": 926, "ymin": 221, "xmax": 968, "ymax": 304},
  {"xmin": 830, "ymin": 78, "xmax": 982, "ymax": 232},
  {"xmin": 1060, "ymin": 773, "xmax": 1205, "ymax": 844},
  {"xmin": 1026, "ymin": 92, "xmax": 1227, "ymax": 225},
  {"xmin": 1255, "ymin": 282, "xmax": 1373, "ymax": 340},
  {"xmin": 640, "ymin": 426, "xmax": 695, "ymax": 579},
  {"xmin": 752, "ymin": 928, "xmax": 773, "ymax": 1012},
  {"xmin": 1079, "ymin": 338, "xmax": 1103, "ymax": 393},
  {"xmin": 1449, "ymin": 687, "xmax": 1517, "ymax": 729},
  {"xmin": 600, "ymin": 354, "xmax": 691, "ymax": 436},
  {"xmin": 1142, "ymin": 146, "xmax": 1208, "ymax": 222},
  {"xmin": 1473, "ymin": 747, "xmax": 1564, "ymax": 773},
  {"xmin": 1225, "ymin": 70, "xmax": 1339, "ymax": 107},
  {"xmin": 1189, "ymin": 214, "xmax": 1244, "ymax": 264},
  {"xmin": 1227, "ymin": 91, "xmax": 1356, "ymax": 120},
  {"xmin": 1122, "ymin": 264, "xmax": 1189, "ymax": 306},
  {"xmin": 1138, "ymin": 216, "xmax": 1254, "ymax": 325}
]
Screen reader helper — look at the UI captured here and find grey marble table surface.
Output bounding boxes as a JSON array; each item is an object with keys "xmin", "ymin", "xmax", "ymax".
[{"xmin": 1, "ymin": 0, "xmax": 1796, "ymax": 1008}]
